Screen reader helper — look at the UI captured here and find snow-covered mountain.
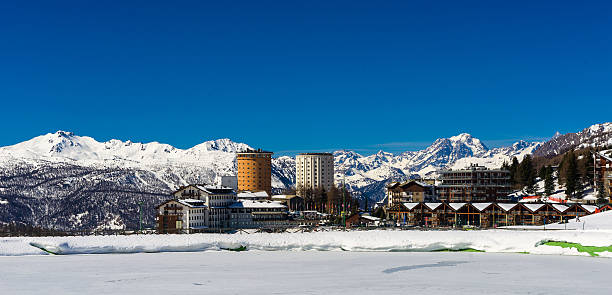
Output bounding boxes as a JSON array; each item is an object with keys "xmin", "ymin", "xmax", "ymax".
[
  {"xmin": 533, "ymin": 122, "xmax": 612, "ymax": 158},
  {"xmin": 9, "ymin": 124, "xmax": 610, "ymax": 231},
  {"xmin": 328, "ymin": 134, "xmax": 540, "ymax": 198}
]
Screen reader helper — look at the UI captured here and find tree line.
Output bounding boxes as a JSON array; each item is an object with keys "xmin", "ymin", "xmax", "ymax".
[{"xmin": 502, "ymin": 148, "xmax": 609, "ymax": 204}]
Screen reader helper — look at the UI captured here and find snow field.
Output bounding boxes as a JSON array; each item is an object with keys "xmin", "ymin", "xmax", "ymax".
[{"xmin": 1, "ymin": 228, "xmax": 612, "ymax": 257}]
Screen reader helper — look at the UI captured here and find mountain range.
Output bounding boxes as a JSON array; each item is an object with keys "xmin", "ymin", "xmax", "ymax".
[{"xmin": 1, "ymin": 122, "xmax": 611, "ymax": 230}]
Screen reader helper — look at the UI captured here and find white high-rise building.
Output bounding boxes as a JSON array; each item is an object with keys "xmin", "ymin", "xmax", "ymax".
[{"xmin": 296, "ymin": 153, "xmax": 334, "ymax": 191}]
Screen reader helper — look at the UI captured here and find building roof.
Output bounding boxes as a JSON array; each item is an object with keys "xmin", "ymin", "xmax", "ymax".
[
  {"xmin": 360, "ymin": 215, "xmax": 381, "ymax": 221},
  {"xmin": 298, "ymin": 153, "xmax": 333, "ymax": 156},
  {"xmin": 158, "ymin": 198, "xmax": 207, "ymax": 209},
  {"xmin": 195, "ymin": 184, "xmax": 235, "ymax": 194},
  {"xmin": 552, "ymin": 204, "xmax": 569, "ymax": 213},
  {"xmin": 472, "ymin": 203, "xmax": 493, "ymax": 212},
  {"xmin": 424, "ymin": 203, "xmax": 442, "ymax": 210},
  {"xmin": 402, "ymin": 202, "xmax": 420, "ymax": 210},
  {"xmin": 237, "ymin": 148, "xmax": 273, "ymax": 154},
  {"xmin": 271, "ymin": 194, "xmax": 302, "ymax": 200},
  {"xmin": 238, "ymin": 191, "xmax": 269, "ymax": 199},
  {"xmin": 598, "ymin": 150, "xmax": 612, "ymax": 162},
  {"xmin": 523, "ymin": 203, "xmax": 545, "ymax": 212},
  {"xmin": 448, "ymin": 203, "xmax": 467, "ymax": 211},
  {"xmin": 228, "ymin": 200, "xmax": 287, "ymax": 209},
  {"xmin": 498, "ymin": 203, "xmax": 518, "ymax": 212},
  {"xmin": 581, "ymin": 205, "xmax": 598, "ymax": 213}
]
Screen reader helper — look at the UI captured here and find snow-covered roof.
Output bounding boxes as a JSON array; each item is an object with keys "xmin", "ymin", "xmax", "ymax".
[
  {"xmin": 449, "ymin": 203, "xmax": 466, "ymax": 211},
  {"xmin": 472, "ymin": 203, "xmax": 492, "ymax": 212},
  {"xmin": 598, "ymin": 150, "xmax": 612, "ymax": 162},
  {"xmin": 238, "ymin": 191, "xmax": 269, "ymax": 199},
  {"xmin": 552, "ymin": 204, "xmax": 569, "ymax": 213},
  {"xmin": 271, "ymin": 194, "xmax": 299, "ymax": 200},
  {"xmin": 523, "ymin": 203, "xmax": 544, "ymax": 212},
  {"xmin": 360, "ymin": 215, "xmax": 381, "ymax": 221},
  {"xmin": 498, "ymin": 203, "xmax": 518, "ymax": 212},
  {"xmin": 403, "ymin": 203, "xmax": 420, "ymax": 210},
  {"xmin": 193, "ymin": 184, "xmax": 234, "ymax": 194},
  {"xmin": 582, "ymin": 205, "xmax": 598, "ymax": 213},
  {"xmin": 228, "ymin": 200, "xmax": 287, "ymax": 209},
  {"xmin": 424, "ymin": 203, "xmax": 442, "ymax": 210}
]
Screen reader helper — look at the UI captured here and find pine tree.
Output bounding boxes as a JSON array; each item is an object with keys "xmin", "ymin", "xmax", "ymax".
[
  {"xmin": 544, "ymin": 166, "xmax": 555, "ymax": 196},
  {"xmin": 564, "ymin": 150, "xmax": 578, "ymax": 198},
  {"xmin": 510, "ymin": 157, "xmax": 520, "ymax": 187},
  {"xmin": 597, "ymin": 181, "xmax": 608, "ymax": 205},
  {"xmin": 538, "ymin": 166, "xmax": 546, "ymax": 181},
  {"xmin": 519, "ymin": 155, "xmax": 536, "ymax": 194}
]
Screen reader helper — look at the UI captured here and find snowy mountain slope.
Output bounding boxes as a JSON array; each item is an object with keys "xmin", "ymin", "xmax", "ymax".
[
  {"xmin": 4, "ymin": 123, "xmax": 610, "ymax": 230},
  {"xmin": 533, "ymin": 122, "xmax": 612, "ymax": 157}
]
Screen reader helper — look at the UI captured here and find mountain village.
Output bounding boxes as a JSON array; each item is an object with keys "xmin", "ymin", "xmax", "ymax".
[{"xmin": 1, "ymin": 122, "xmax": 611, "ymax": 233}]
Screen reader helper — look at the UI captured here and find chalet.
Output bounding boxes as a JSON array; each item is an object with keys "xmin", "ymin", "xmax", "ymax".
[
  {"xmin": 386, "ymin": 180, "xmax": 436, "ymax": 206},
  {"xmin": 345, "ymin": 213, "xmax": 382, "ymax": 227},
  {"xmin": 386, "ymin": 201, "xmax": 603, "ymax": 228}
]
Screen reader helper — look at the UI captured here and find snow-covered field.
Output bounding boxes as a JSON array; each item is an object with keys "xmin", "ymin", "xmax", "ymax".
[
  {"xmin": 2, "ymin": 212, "xmax": 612, "ymax": 293},
  {"xmin": 1, "ymin": 251, "xmax": 611, "ymax": 294},
  {"xmin": 2, "ymin": 212, "xmax": 612, "ymax": 257}
]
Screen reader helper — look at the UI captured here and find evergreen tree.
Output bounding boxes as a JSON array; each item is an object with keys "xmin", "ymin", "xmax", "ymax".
[
  {"xmin": 579, "ymin": 150, "xmax": 594, "ymax": 187},
  {"xmin": 544, "ymin": 166, "xmax": 555, "ymax": 196},
  {"xmin": 597, "ymin": 181, "xmax": 608, "ymax": 205},
  {"xmin": 564, "ymin": 150, "xmax": 578, "ymax": 198},
  {"xmin": 538, "ymin": 165, "xmax": 547, "ymax": 180},
  {"xmin": 509, "ymin": 157, "xmax": 520, "ymax": 187},
  {"xmin": 519, "ymin": 155, "xmax": 536, "ymax": 194}
]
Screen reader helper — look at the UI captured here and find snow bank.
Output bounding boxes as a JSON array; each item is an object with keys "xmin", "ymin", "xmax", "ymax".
[
  {"xmin": 3, "ymin": 211, "xmax": 612, "ymax": 257},
  {"xmin": 2, "ymin": 229, "xmax": 612, "ymax": 257},
  {"xmin": 504, "ymin": 210, "xmax": 612, "ymax": 231}
]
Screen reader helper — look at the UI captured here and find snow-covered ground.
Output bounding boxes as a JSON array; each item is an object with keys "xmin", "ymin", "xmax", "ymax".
[{"xmin": 1, "ymin": 251, "xmax": 611, "ymax": 294}]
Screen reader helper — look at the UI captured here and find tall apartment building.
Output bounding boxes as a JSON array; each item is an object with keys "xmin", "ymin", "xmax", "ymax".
[
  {"xmin": 237, "ymin": 149, "xmax": 273, "ymax": 195},
  {"xmin": 437, "ymin": 164, "xmax": 511, "ymax": 202},
  {"xmin": 296, "ymin": 153, "xmax": 334, "ymax": 191}
]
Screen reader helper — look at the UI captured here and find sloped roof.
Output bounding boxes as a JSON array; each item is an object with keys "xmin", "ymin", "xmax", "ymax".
[
  {"xmin": 424, "ymin": 203, "xmax": 442, "ymax": 210},
  {"xmin": 523, "ymin": 203, "xmax": 545, "ymax": 212},
  {"xmin": 498, "ymin": 203, "xmax": 518, "ymax": 212},
  {"xmin": 178, "ymin": 199, "xmax": 207, "ymax": 208},
  {"xmin": 581, "ymin": 205, "xmax": 598, "ymax": 213},
  {"xmin": 472, "ymin": 203, "xmax": 493, "ymax": 212},
  {"xmin": 449, "ymin": 203, "xmax": 466, "ymax": 211},
  {"xmin": 403, "ymin": 202, "xmax": 420, "ymax": 210},
  {"xmin": 552, "ymin": 204, "xmax": 569, "ymax": 213}
]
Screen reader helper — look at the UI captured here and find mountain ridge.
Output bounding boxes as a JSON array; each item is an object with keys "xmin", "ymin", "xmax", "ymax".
[{"xmin": 2, "ymin": 123, "xmax": 610, "ymax": 230}]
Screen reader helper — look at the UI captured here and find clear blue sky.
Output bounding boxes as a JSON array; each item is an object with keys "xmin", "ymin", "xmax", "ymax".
[{"xmin": 1, "ymin": 1, "xmax": 610, "ymax": 156}]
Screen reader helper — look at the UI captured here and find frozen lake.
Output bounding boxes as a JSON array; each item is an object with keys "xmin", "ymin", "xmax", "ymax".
[{"xmin": 1, "ymin": 251, "xmax": 611, "ymax": 294}]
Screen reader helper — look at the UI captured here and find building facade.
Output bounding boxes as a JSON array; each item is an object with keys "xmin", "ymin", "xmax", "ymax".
[
  {"xmin": 229, "ymin": 200, "xmax": 288, "ymax": 228},
  {"xmin": 595, "ymin": 150, "xmax": 612, "ymax": 201},
  {"xmin": 156, "ymin": 199, "xmax": 208, "ymax": 233},
  {"xmin": 171, "ymin": 184, "xmax": 237, "ymax": 228},
  {"xmin": 156, "ymin": 183, "xmax": 292, "ymax": 233},
  {"xmin": 386, "ymin": 180, "xmax": 436, "ymax": 205},
  {"xmin": 296, "ymin": 153, "xmax": 334, "ymax": 191},
  {"xmin": 237, "ymin": 149, "xmax": 273, "ymax": 195},
  {"xmin": 437, "ymin": 164, "xmax": 511, "ymax": 202}
]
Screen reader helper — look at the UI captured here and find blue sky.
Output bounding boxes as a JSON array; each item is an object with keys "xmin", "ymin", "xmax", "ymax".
[{"xmin": 1, "ymin": 1, "xmax": 610, "ymax": 156}]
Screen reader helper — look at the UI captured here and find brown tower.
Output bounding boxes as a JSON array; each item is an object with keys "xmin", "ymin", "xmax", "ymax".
[{"xmin": 236, "ymin": 149, "xmax": 273, "ymax": 195}]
